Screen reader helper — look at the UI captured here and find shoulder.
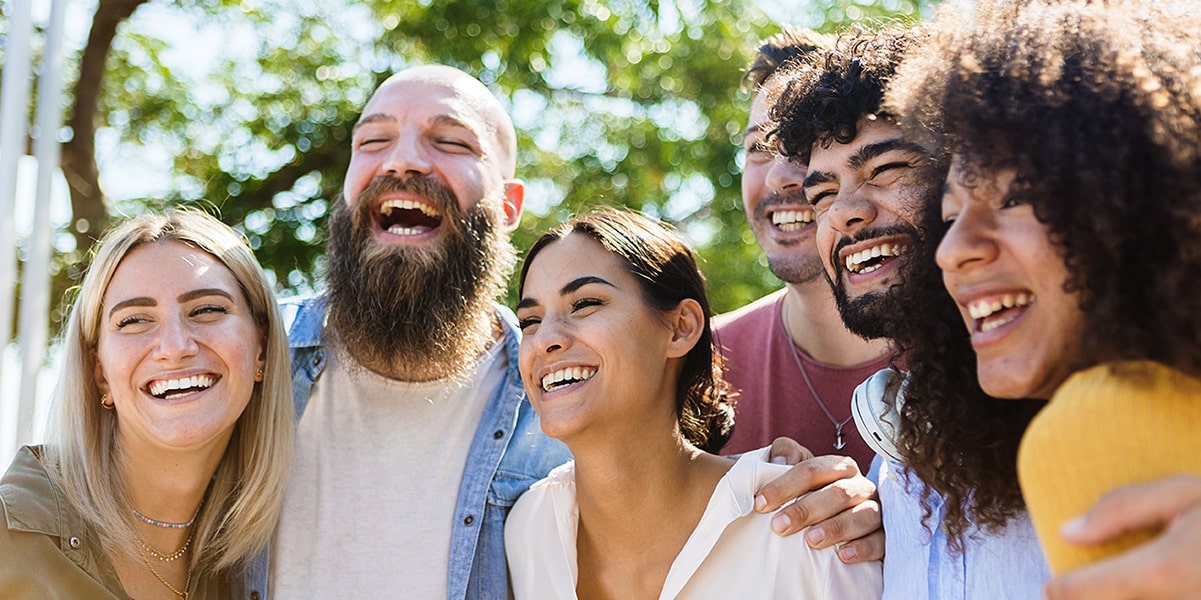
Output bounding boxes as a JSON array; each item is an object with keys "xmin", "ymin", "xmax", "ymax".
[
  {"xmin": 713, "ymin": 290, "xmax": 784, "ymax": 332},
  {"xmin": 1056, "ymin": 360, "xmax": 1201, "ymax": 401},
  {"xmin": 506, "ymin": 462, "xmax": 575, "ymax": 541},
  {"xmin": 0, "ymin": 446, "xmax": 61, "ymax": 537}
]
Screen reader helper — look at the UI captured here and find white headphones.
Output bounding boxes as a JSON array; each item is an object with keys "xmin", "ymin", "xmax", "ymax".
[{"xmin": 851, "ymin": 368, "xmax": 906, "ymax": 464}]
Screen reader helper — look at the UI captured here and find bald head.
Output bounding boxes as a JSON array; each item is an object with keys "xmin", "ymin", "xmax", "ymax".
[{"xmin": 369, "ymin": 65, "xmax": 518, "ymax": 177}]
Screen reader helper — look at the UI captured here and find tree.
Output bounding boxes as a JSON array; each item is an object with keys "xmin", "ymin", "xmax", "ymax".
[{"xmin": 7, "ymin": 0, "xmax": 931, "ymax": 335}]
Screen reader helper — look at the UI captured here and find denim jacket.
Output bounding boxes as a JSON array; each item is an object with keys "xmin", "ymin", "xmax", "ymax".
[{"xmin": 245, "ymin": 296, "xmax": 570, "ymax": 600}]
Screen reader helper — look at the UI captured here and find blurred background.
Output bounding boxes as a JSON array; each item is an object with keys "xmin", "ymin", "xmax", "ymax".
[{"xmin": 0, "ymin": 0, "xmax": 933, "ymax": 463}]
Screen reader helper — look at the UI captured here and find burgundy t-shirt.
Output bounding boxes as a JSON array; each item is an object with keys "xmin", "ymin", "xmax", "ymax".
[{"xmin": 713, "ymin": 290, "xmax": 890, "ymax": 472}]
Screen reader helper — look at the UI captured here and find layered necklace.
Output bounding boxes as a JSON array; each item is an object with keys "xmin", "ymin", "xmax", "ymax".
[
  {"xmin": 781, "ymin": 298, "xmax": 854, "ymax": 450},
  {"xmin": 132, "ymin": 500, "xmax": 203, "ymax": 600}
]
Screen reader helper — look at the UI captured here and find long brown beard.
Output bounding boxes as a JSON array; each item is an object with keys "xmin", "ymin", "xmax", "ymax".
[{"xmin": 325, "ymin": 175, "xmax": 516, "ymax": 381}]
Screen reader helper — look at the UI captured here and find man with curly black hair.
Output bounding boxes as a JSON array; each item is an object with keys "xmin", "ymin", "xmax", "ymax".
[{"xmin": 764, "ymin": 25, "xmax": 1052, "ymax": 599}]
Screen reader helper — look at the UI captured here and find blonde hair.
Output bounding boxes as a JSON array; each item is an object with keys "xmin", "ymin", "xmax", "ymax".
[{"xmin": 43, "ymin": 209, "xmax": 294, "ymax": 577}]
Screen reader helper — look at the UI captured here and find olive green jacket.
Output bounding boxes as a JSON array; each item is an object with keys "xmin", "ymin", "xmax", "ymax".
[{"xmin": 0, "ymin": 445, "xmax": 229, "ymax": 599}]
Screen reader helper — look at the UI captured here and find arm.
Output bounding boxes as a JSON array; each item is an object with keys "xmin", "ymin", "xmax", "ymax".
[
  {"xmin": 757, "ymin": 437, "xmax": 884, "ymax": 563},
  {"xmin": 1044, "ymin": 476, "xmax": 1201, "ymax": 600}
]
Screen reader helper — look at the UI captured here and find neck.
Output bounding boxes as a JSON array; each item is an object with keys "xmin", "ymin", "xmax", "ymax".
[
  {"xmin": 569, "ymin": 427, "xmax": 732, "ymax": 559},
  {"xmin": 120, "ymin": 443, "xmax": 216, "ymax": 527},
  {"xmin": 783, "ymin": 280, "xmax": 891, "ymax": 365}
]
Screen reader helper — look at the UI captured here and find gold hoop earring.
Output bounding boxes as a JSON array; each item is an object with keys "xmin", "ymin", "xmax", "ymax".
[{"xmin": 99, "ymin": 394, "xmax": 114, "ymax": 410}]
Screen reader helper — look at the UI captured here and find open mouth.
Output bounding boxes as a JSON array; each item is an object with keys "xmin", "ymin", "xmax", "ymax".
[
  {"xmin": 967, "ymin": 293, "xmax": 1035, "ymax": 333},
  {"xmin": 378, "ymin": 199, "xmax": 443, "ymax": 236},
  {"xmin": 541, "ymin": 367, "xmax": 597, "ymax": 393},
  {"xmin": 844, "ymin": 241, "xmax": 908, "ymax": 275},
  {"xmin": 147, "ymin": 375, "xmax": 216, "ymax": 400},
  {"xmin": 770, "ymin": 208, "xmax": 814, "ymax": 232}
]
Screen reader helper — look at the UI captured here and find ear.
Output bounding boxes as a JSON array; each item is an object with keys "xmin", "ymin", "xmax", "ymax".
[
  {"xmin": 92, "ymin": 349, "xmax": 110, "ymax": 395},
  {"xmin": 255, "ymin": 330, "xmax": 268, "ymax": 381},
  {"xmin": 500, "ymin": 180, "xmax": 525, "ymax": 231},
  {"xmin": 665, "ymin": 298, "xmax": 705, "ymax": 359}
]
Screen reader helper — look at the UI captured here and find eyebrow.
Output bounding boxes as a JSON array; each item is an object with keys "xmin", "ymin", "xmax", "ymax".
[
  {"xmin": 108, "ymin": 288, "xmax": 235, "ymax": 318},
  {"xmin": 352, "ymin": 113, "xmax": 394, "ymax": 133},
  {"xmin": 516, "ymin": 276, "xmax": 615, "ymax": 310},
  {"xmin": 803, "ymin": 138, "xmax": 928, "ymax": 189},
  {"xmin": 744, "ymin": 123, "xmax": 761, "ymax": 138}
]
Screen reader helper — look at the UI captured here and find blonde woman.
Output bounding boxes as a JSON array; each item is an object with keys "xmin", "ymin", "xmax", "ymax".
[{"xmin": 0, "ymin": 210, "xmax": 293, "ymax": 599}]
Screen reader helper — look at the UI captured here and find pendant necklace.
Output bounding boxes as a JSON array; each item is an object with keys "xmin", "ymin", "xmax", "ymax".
[{"xmin": 781, "ymin": 298, "xmax": 854, "ymax": 450}]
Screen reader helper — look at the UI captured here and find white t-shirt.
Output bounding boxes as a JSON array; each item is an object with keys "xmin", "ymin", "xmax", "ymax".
[
  {"xmin": 270, "ymin": 343, "xmax": 504, "ymax": 599},
  {"xmin": 504, "ymin": 447, "xmax": 883, "ymax": 599}
]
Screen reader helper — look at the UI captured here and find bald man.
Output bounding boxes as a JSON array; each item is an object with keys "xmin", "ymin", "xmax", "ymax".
[{"xmin": 260, "ymin": 65, "xmax": 570, "ymax": 600}]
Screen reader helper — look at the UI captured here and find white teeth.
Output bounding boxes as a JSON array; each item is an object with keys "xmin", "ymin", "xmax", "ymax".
[
  {"xmin": 967, "ymin": 293, "xmax": 1034, "ymax": 321},
  {"xmin": 844, "ymin": 242, "xmax": 908, "ymax": 273},
  {"xmin": 771, "ymin": 209, "xmax": 814, "ymax": 231},
  {"xmin": 540, "ymin": 367, "xmax": 597, "ymax": 392},
  {"xmin": 387, "ymin": 225, "xmax": 424, "ymax": 236},
  {"xmin": 148, "ymin": 375, "xmax": 215, "ymax": 399},
  {"xmin": 381, "ymin": 199, "xmax": 439, "ymax": 218}
]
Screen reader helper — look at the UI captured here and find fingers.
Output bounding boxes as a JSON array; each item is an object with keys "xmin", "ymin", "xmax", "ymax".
[
  {"xmin": 833, "ymin": 522, "xmax": 885, "ymax": 564},
  {"xmin": 1060, "ymin": 476, "xmax": 1201, "ymax": 545},
  {"xmin": 755, "ymin": 454, "xmax": 862, "ymax": 513},
  {"xmin": 767, "ymin": 436, "xmax": 816, "ymax": 466},
  {"xmin": 803, "ymin": 499, "xmax": 884, "ymax": 563},
  {"xmin": 1044, "ymin": 538, "xmax": 1175, "ymax": 600}
]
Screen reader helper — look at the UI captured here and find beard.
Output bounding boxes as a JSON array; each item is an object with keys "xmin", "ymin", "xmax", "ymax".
[
  {"xmin": 828, "ymin": 178, "xmax": 942, "ymax": 340},
  {"xmin": 754, "ymin": 190, "xmax": 825, "ymax": 285},
  {"xmin": 325, "ymin": 175, "xmax": 516, "ymax": 381}
]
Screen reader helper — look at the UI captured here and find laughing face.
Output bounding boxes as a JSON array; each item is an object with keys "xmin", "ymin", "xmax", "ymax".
[
  {"xmin": 742, "ymin": 92, "xmax": 822, "ymax": 284},
  {"xmin": 94, "ymin": 240, "xmax": 264, "ymax": 453},
  {"xmin": 516, "ymin": 233, "xmax": 691, "ymax": 445},
  {"xmin": 329, "ymin": 67, "xmax": 525, "ymax": 380},
  {"xmin": 803, "ymin": 118, "xmax": 938, "ymax": 339},
  {"xmin": 937, "ymin": 159, "xmax": 1085, "ymax": 399}
]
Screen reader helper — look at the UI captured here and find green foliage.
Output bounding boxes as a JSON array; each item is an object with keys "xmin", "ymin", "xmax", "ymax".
[{"xmin": 45, "ymin": 0, "xmax": 933, "ymax": 330}]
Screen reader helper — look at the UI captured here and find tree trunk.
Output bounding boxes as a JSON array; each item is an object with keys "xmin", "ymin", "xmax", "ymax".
[{"xmin": 60, "ymin": 0, "xmax": 149, "ymax": 256}]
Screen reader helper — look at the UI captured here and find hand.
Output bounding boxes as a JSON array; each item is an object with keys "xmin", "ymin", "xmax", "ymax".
[
  {"xmin": 757, "ymin": 437, "xmax": 884, "ymax": 563},
  {"xmin": 1044, "ymin": 475, "xmax": 1201, "ymax": 600}
]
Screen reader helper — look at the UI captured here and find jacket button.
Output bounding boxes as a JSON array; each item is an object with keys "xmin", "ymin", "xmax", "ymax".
[
  {"xmin": 493, "ymin": 429, "xmax": 504, "ymax": 439},
  {"xmin": 69, "ymin": 536, "xmax": 81, "ymax": 549},
  {"xmin": 251, "ymin": 593, "xmax": 261, "ymax": 600},
  {"xmin": 463, "ymin": 515, "xmax": 475, "ymax": 526}
]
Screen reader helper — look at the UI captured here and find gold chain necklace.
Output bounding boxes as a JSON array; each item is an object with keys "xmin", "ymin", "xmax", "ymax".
[
  {"xmin": 137, "ymin": 529, "xmax": 194, "ymax": 562},
  {"xmin": 781, "ymin": 297, "xmax": 854, "ymax": 450},
  {"xmin": 137, "ymin": 545, "xmax": 191, "ymax": 599}
]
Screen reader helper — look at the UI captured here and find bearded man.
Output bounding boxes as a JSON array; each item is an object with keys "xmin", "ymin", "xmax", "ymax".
[{"xmin": 248, "ymin": 64, "xmax": 884, "ymax": 600}]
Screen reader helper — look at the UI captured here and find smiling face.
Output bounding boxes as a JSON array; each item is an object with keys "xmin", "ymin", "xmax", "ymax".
[
  {"xmin": 803, "ymin": 118, "xmax": 938, "ymax": 338},
  {"xmin": 94, "ymin": 240, "xmax": 264, "ymax": 453},
  {"xmin": 936, "ymin": 159, "xmax": 1085, "ymax": 399},
  {"xmin": 516, "ymin": 233, "xmax": 694, "ymax": 445},
  {"xmin": 343, "ymin": 66, "xmax": 523, "ymax": 249},
  {"xmin": 742, "ymin": 92, "xmax": 822, "ymax": 284}
]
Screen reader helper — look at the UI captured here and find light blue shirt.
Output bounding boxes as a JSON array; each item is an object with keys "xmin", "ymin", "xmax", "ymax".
[
  {"xmin": 876, "ymin": 455, "xmax": 1051, "ymax": 599},
  {"xmin": 244, "ymin": 296, "xmax": 570, "ymax": 600}
]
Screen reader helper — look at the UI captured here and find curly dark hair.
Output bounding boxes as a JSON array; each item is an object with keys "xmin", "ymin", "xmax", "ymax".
[
  {"xmin": 891, "ymin": 0, "xmax": 1201, "ymax": 379},
  {"xmin": 761, "ymin": 21, "xmax": 1045, "ymax": 549},
  {"xmin": 519, "ymin": 208, "xmax": 735, "ymax": 453},
  {"xmin": 881, "ymin": 0, "xmax": 1201, "ymax": 548},
  {"xmin": 743, "ymin": 26, "xmax": 832, "ymax": 92},
  {"xmin": 766, "ymin": 25, "xmax": 926, "ymax": 164}
]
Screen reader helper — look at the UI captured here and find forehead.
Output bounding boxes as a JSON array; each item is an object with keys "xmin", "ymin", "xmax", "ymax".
[
  {"xmin": 360, "ymin": 78, "xmax": 496, "ymax": 135},
  {"xmin": 747, "ymin": 91, "xmax": 771, "ymax": 131},
  {"xmin": 807, "ymin": 118, "xmax": 905, "ymax": 170},
  {"xmin": 525, "ymin": 234, "xmax": 628, "ymax": 289},
  {"xmin": 106, "ymin": 241, "xmax": 235, "ymax": 299}
]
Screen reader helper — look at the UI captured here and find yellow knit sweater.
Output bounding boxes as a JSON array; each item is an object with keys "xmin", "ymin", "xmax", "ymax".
[{"xmin": 1017, "ymin": 361, "xmax": 1201, "ymax": 573}]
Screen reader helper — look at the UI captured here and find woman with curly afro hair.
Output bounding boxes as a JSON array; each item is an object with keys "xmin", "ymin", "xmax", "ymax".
[{"xmin": 889, "ymin": 0, "xmax": 1201, "ymax": 589}]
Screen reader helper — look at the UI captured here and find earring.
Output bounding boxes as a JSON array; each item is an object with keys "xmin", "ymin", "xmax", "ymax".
[
  {"xmin": 255, "ymin": 367, "xmax": 264, "ymax": 382},
  {"xmin": 99, "ymin": 394, "xmax": 114, "ymax": 410}
]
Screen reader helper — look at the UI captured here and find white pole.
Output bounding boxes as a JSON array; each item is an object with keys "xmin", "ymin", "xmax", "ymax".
[
  {"xmin": 0, "ymin": 1, "xmax": 36, "ymax": 452},
  {"xmin": 16, "ymin": 0, "xmax": 69, "ymax": 446}
]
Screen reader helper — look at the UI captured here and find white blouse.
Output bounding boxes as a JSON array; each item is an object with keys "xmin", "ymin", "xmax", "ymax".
[{"xmin": 504, "ymin": 447, "xmax": 883, "ymax": 599}]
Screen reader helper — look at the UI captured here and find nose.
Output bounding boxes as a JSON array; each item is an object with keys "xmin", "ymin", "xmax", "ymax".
[
  {"xmin": 381, "ymin": 132, "xmax": 431, "ymax": 178},
  {"xmin": 532, "ymin": 317, "xmax": 571, "ymax": 355},
  {"xmin": 936, "ymin": 206, "xmax": 997, "ymax": 274},
  {"xmin": 765, "ymin": 155, "xmax": 806, "ymax": 195},
  {"xmin": 153, "ymin": 315, "xmax": 199, "ymax": 363},
  {"xmin": 826, "ymin": 190, "xmax": 878, "ymax": 236}
]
